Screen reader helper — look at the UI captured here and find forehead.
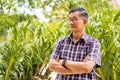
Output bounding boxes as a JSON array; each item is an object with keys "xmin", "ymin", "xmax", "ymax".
[{"xmin": 69, "ymin": 11, "xmax": 80, "ymax": 18}]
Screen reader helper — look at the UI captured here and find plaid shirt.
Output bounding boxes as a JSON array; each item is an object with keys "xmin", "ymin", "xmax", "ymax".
[{"xmin": 51, "ymin": 33, "xmax": 101, "ymax": 80}]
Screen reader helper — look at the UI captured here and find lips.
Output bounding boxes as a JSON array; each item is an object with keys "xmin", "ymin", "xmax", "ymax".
[{"xmin": 70, "ymin": 25, "xmax": 75, "ymax": 28}]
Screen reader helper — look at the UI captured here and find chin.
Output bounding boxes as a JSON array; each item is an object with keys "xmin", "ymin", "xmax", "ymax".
[{"xmin": 70, "ymin": 29, "xmax": 76, "ymax": 32}]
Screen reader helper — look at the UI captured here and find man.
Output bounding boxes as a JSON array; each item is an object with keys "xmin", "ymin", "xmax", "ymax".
[{"xmin": 48, "ymin": 7, "xmax": 101, "ymax": 80}]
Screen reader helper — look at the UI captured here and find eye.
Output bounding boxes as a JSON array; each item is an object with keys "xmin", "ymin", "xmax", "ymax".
[
  {"xmin": 72, "ymin": 18, "xmax": 77, "ymax": 21},
  {"xmin": 69, "ymin": 18, "xmax": 78, "ymax": 22}
]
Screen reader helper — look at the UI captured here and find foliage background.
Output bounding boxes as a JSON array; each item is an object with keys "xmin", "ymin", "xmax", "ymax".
[{"xmin": 0, "ymin": 0, "xmax": 120, "ymax": 80}]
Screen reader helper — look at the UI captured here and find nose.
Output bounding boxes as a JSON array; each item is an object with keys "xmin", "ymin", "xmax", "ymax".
[
  {"xmin": 69, "ymin": 20, "xmax": 73, "ymax": 25},
  {"xmin": 69, "ymin": 21, "xmax": 74, "ymax": 27}
]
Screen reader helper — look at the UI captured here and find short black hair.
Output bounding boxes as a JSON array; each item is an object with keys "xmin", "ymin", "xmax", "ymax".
[{"xmin": 69, "ymin": 7, "xmax": 88, "ymax": 21}]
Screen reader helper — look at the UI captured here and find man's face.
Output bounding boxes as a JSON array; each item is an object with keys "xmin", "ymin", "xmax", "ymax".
[{"xmin": 69, "ymin": 11, "xmax": 86, "ymax": 33}]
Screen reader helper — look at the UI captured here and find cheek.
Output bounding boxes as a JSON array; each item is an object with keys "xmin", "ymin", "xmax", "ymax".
[
  {"xmin": 75, "ymin": 23, "xmax": 79, "ymax": 26},
  {"xmin": 77, "ymin": 24, "xmax": 84, "ymax": 30},
  {"xmin": 78, "ymin": 21, "xmax": 84, "ymax": 27},
  {"xmin": 77, "ymin": 23, "xmax": 82, "ymax": 27}
]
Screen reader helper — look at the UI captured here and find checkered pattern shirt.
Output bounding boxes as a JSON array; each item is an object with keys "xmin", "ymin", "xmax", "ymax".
[{"xmin": 51, "ymin": 33, "xmax": 101, "ymax": 80}]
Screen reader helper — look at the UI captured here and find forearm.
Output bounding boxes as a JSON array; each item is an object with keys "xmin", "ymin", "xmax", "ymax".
[
  {"xmin": 65, "ymin": 60, "xmax": 95, "ymax": 74},
  {"xmin": 50, "ymin": 65, "xmax": 75, "ymax": 74},
  {"xmin": 48, "ymin": 59, "xmax": 75, "ymax": 74},
  {"xmin": 48, "ymin": 58, "xmax": 95, "ymax": 75},
  {"xmin": 65, "ymin": 60, "xmax": 87, "ymax": 74}
]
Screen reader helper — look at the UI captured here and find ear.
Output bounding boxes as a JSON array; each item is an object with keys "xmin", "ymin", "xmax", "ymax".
[{"xmin": 83, "ymin": 18, "xmax": 87, "ymax": 25}]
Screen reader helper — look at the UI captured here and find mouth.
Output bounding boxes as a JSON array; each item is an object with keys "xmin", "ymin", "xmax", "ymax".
[
  {"xmin": 70, "ymin": 24, "xmax": 74, "ymax": 27},
  {"xmin": 70, "ymin": 25, "xmax": 75, "ymax": 28}
]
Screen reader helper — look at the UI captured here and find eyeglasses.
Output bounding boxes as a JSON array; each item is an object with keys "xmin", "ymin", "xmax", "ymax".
[{"xmin": 69, "ymin": 18, "xmax": 79, "ymax": 22}]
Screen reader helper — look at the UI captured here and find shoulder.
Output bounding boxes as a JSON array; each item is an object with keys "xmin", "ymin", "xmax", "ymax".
[
  {"xmin": 57, "ymin": 36, "xmax": 69, "ymax": 44},
  {"xmin": 86, "ymin": 34, "xmax": 100, "ymax": 45}
]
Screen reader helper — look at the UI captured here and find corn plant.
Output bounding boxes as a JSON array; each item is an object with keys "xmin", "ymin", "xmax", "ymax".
[
  {"xmin": 86, "ymin": 9, "xmax": 120, "ymax": 80},
  {"xmin": 0, "ymin": 17, "xmax": 68, "ymax": 80},
  {"xmin": 0, "ymin": 0, "xmax": 120, "ymax": 80}
]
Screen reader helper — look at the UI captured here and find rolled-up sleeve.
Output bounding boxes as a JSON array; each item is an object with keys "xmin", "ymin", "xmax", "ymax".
[{"xmin": 88, "ymin": 40, "xmax": 101, "ymax": 68}]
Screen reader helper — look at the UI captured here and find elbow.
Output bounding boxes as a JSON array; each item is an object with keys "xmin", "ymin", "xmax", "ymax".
[
  {"xmin": 48, "ymin": 65, "xmax": 52, "ymax": 71},
  {"xmin": 48, "ymin": 62, "xmax": 54, "ymax": 71},
  {"xmin": 48, "ymin": 60, "xmax": 57, "ymax": 71},
  {"xmin": 85, "ymin": 67, "xmax": 93, "ymax": 73},
  {"xmin": 84, "ymin": 64, "xmax": 93, "ymax": 73}
]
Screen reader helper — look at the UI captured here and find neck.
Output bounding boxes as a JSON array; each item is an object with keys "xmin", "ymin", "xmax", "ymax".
[{"xmin": 72, "ymin": 31, "xmax": 84, "ymax": 43}]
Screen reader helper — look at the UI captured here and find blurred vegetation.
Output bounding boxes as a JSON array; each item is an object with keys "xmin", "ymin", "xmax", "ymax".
[{"xmin": 0, "ymin": 0, "xmax": 120, "ymax": 80}]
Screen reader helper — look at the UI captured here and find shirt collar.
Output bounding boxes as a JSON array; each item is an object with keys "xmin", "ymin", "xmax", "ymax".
[
  {"xmin": 68, "ymin": 33, "xmax": 88, "ymax": 42},
  {"xmin": 81, "ymin": 33, "xmax": 88, "ymax": 42}
]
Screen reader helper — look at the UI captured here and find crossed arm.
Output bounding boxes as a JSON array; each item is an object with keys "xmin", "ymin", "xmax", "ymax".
[{"xmin": 48, "ymin": 56, "xmax": 96, "ymax": 75}]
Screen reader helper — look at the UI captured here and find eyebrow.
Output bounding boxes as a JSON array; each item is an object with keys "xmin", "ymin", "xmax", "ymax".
[{"xmin": 69, "ymin": 17, "xmax": 77, "ymax": 19}]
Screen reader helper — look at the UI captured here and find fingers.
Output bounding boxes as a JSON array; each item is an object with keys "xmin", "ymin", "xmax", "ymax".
[{"xmin": 83, "ymin": 56, "xmax": 90, "ymax": 62}]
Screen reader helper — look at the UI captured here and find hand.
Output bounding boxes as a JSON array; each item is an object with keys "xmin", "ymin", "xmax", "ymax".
[
  {"xmin": 49, "ymin": 59, "xmax": 60, "ymax": 67},
  {"xmin": 83, "ymin": 56, "xmax": 90, "ymax": 62},
  {"xmin": 58, "ymin": 59, "xmax": 63, "ymax": 65}
]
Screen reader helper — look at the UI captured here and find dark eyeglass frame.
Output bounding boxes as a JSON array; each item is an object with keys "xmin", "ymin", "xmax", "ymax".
[{"xmin": 69, "ymin": 17, "xmax": 81, "ymax": 22}]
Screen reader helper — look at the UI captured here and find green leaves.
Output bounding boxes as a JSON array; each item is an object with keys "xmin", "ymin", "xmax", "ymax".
[
  {"xmin": 113, "ymin": 11, "xmax": 120, "ymax": 24},
  {"xmin": 0, "ymin": 0, "xmax": 120, "ymax": 80},
  {"xmin": 0, "ymin": 17, "xmax": 69, "ymax": 79},
  {"xmin": 85, "ymin": 5, "xmax": 120, "ymax": 79}
]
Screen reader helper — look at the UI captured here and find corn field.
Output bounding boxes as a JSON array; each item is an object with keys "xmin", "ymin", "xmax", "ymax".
[{"xmin": 0, "ymin": 0, "xmax": 120, "ymax": 80}]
